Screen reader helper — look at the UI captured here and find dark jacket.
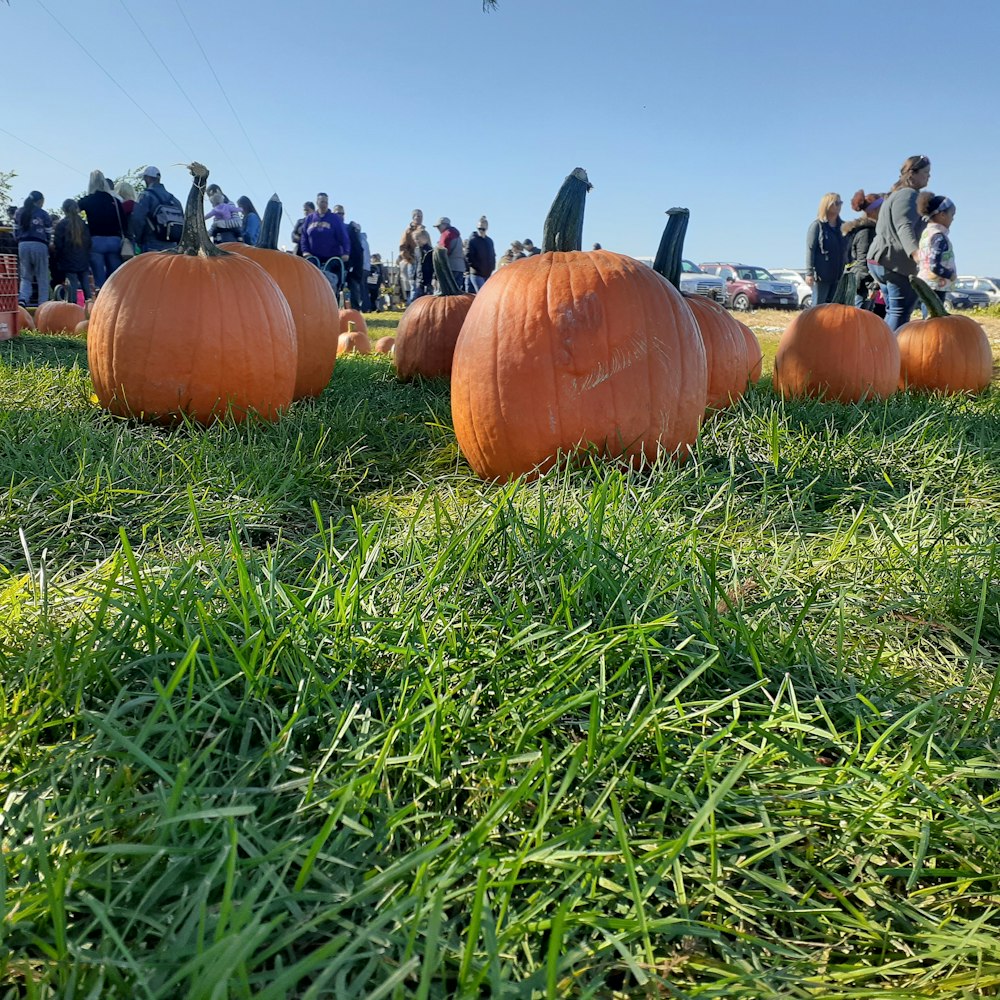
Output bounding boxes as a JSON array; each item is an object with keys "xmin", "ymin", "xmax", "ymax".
[
  {"xmin": 842, "ymin": 217, "xmax": 877, "ymax": 275},
  {"xmin": 805, "ymin": 218, "xmax": 847, "ymax": 283},
  {"xmin": 130, "ymin": 182, "xmax": 182, "ymax": 250},
  {"xmin": 78, "ymin": 190, "xmax": 126, "ymax": 238},
  {"xmin": 414, "ymin": 244, "xmax": 434, "ymax": 291},
  {"xmin": 53, "ymin": 217, "xmax": 92, "ymax": 272},
  {"xmin": 466, "ymin": 232, "xmax": 496, "ymax": 278},
  {"xmin": 347, "ymin": 225, "xmax": 364, "ymax": 279},
  {"xmin": 14, "ymin": 205, "xmax": 52, "ymax": 244}
]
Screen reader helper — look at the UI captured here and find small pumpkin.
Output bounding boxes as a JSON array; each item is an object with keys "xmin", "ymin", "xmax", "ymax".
[
  {"xmin": 35, "ymin": 300, "xmax": 87, "ymax": 334},
  {"xmin": 654, "ymin": 207, "xmax": 750, "ymax": 410},
  {"xmin": 896, "ymin": 277, "xmax": 993, "ymax": 394},
  {"xmin": 337, "ymin": 321, "xmax": 371, "ymax": 356},
  {"xmin": 374, "ymin": 337, "xmax": 395, "ymax": 354},
  {"xmin": 75, "ymin": 320, "xmax": 89, "ymax": 335},
  {"xmin": 17, "ymin": 306, "xmax": 34, "ymax": 332},
  {"xmin": 394, "ymin": 249, "xmax": 475, "ymax": 381},
  {"xmin": 450, "ymin": 168, "xmax": 706, "ymax": 481},
  {"xmin": 773, "ymin": 272, "xmax": 899, "ymax": 402},
  {"xmin": 224, "ymin": 194, "xmax": 339, "ymax": 399},
  {"xmin": 87, "ymin": 162, "xmax": 297, "ymax": 424},
  {"xmin": 340, "ymin": 308, "xmax": 368, "ymax": 335}
]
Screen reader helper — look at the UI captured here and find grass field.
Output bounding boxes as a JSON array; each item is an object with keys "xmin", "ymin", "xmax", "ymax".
[{"xmin": 3, "ymin": 306, "xmax": 1000, "ymax": 998}]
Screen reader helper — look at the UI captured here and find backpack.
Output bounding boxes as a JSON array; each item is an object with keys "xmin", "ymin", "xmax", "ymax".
[{"xmin": 147, "ymin": 187, "xmax": 185, "ymax": 243}]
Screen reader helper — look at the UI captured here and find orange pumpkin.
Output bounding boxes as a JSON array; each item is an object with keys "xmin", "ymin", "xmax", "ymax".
[
  {"xmin": 738, "ymin": 320, "xmax": 763, "ymax": 384},
  {"xmin": 896, "ymin": 277, "xmax": 993, "ymax": 393},
  {"xmin": 75, "ymin": 320, "xmax": 89, "ymax": 335},
  {"xmin": 773, "ymin": 274, "xmax": 899, "ymax": 402},
  {"xmin": 394, "ymin": 249, "xmax": 475, "ymax": 381},
  {"xmin": 451, "ymin": 169, "xmax": 707, "ymax": 481},
  {"xmin": 374, "ymin": 337, "xmax": 395, "ymax": 354},
  {"xmin": 17, "ymin": 306, "xmax": 35, "ymax": 332},
  {"xmin": 653, "ymin": 208, "xmax": 750, "ymax": 410},
  {"xmin": 337, "ymin": 321, "xmax": 371, "ymax": 356},
  {"xmin": 340, "ymin": 308, "xmax": 368, "ymax": 335},
  {"xmin": 224, "ymin": 195, "xmax": 339, "ymax": 399},
  {"xmin": 35, "ymin": 301, "xmax": 87, "ymax": 334},
  {"xmin": 87, "ymin": 162, "xmax": 297, "ymax": 424}
]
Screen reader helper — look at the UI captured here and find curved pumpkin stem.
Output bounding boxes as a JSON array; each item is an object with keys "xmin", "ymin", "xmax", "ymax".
[
  {"xmin": 175, "ymin": 162, "xmax": 225, "ymax": 258},
  {"xmin": 433, "ymin": 247, "xmax": 463, "ymax": 296},
  {"xmin": 652, "ymin": 207, "xmax": 690, "ymax": 290},
  {"xmin": 909, "ymin": 275, "xmax": 948, "ymax": 318},
  {"xmin": 542, "ymin": 167, "xmax": 592, "ymax": 253},
  {"xmin": 258, "ymin": 194, "xmax": 282, "ymax": 251},
  {"xmin": 832, "ymin": 270, "xmax": 858, "ymax": 306}
]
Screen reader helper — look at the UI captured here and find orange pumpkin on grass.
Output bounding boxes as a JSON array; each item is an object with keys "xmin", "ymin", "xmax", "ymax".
[
  {"xmin": 450, "ymin": 168, "xmax": 707, "ymax": 481},
  {"xmin": 224, "ymin": 194, "xmax": 339, "ymax": 399},
  {"xmin": 35, "ymin": 300, "xmax": 87, "ymax": 334},
  {"xmin": 394, "ymin": 248, "xmax": 474, "ymax": 381},
  {"xmin": 772, "ymin": 272, "xmax": 899, "ymax": 402},
  {"xmin": 374, "ymin": 337, "xmax": 395, "ymax": 354},
  {"xmin": 896, "ymin": 277, "xmax": 992, "ymax": 393},
  {"xmin": 337, "ymin": 321, "xmax": 371, "ymax": 356},
  {"xmin": 87, "ymin": 162, "xmax": 297, "ymax": 424},
  {"xmin": 340, "ymin": 308, "xmax": 368, "ymax": 336},
  {"xmin": 17, "ymin": 306, "xmax": 34, "ymax": 332}
]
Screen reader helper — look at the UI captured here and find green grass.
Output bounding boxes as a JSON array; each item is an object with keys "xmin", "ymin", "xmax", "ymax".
[{"xmin": 3, "ymin": 320, "xmax": 1000, "ymax": 998}]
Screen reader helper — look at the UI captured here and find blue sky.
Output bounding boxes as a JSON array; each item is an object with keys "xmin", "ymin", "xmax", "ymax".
[{"xmin": 5, "ymin": 0, "xmax": 1000, "ymax": 274}]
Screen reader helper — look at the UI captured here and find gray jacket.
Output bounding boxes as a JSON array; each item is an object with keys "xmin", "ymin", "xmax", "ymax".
[{"xmin": 868, "ymin": 188, "xmax": 924, "ymax": 276}]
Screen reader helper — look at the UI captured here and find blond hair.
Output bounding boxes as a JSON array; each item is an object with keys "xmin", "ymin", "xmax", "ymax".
[{"xmin": 816, "ymin": 193, "xmax": 842, "ymax": 220}]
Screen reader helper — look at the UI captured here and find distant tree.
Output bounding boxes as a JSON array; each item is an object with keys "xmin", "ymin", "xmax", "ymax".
[
  {"xmin": 0, "ymin": 169, "xmax": 16, "ymax": 223},
  {"xmin": 482, "ymin": 0, "xmax": 497, "ymax": 9}
]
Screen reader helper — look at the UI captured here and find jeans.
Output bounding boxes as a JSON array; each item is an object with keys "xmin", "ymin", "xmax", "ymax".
[
  {"xmin": 18, "ymin": 241, "xmax": 50, "ymax": 305},
  {"xmin": 868, "ymin": 263, "xmax": 917, "ymax": 332},
  {"xmin": 66, "ymin": 270, "xmax": 95, "ymax": 303},
  {"xmin": 813, "ymin": 277, "xmax": 838, "ymax": 306},
  {"xmin": 90, "ymin": 235, "xmax": 123, "ymax": 288},
  {"xmin": 347, "ymin": 277, "xmax": 366, "ymax": 311},
  {"xmin": 466, "ymin": 274, "xmax": 486, "ymax": 293}
]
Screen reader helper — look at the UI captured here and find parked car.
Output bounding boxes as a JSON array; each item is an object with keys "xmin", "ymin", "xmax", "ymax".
[
  {"xmin": 679, "ymin": 259, "xmax": 726, "ymax": 303},
  {"xmin": 697, "ymin": 262, "xmax": 798, "ymax": 311},
  {"xmin": 954, "ymin": 276, "xmax": 1000, "ymax": 305},
  {"xmin": 769, "ymin": 268, "xmax": 812, "ymax": 308},
  {"xmin": 945, "ymin": 286, "xmax": 991, "ymax": 311}
]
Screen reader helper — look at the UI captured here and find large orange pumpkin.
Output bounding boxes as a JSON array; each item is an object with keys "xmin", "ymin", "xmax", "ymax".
[
  {"xmin": 653, "ymin": 208, "xmax": 749, "ymax": 410},
  {"xmin": 224, "ymin": 194, "xmax": 339, "ymax": 399},
  {"xmin": 394, "ymin": 249, "xmax": 475, "ymax": 381},
  {"xmin": 772, "ymin": 274, "xmax": 899, "ymax": 402},
  {"xmin": 35, "ymin": 300, "xmax": 87, "ymax": 334},
  {"xmin": 451, "ymin": 169, "xmax": 707, "ymax": 481},
  {"xmin": 87, "ymin": 162, "xmax": 297, "ymax": 424},
  {"xmin": 896, "ymin": 277, "xmax": 993, "ymax": 393}
]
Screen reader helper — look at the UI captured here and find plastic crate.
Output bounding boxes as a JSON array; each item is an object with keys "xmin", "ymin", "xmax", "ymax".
[
  {"xmin": 0, "ymin": 254, "xmax": 17, "ymax": 315},
  {"xmin": 0, "ymin": 253, "xmax": 17, "ymax": 279}
]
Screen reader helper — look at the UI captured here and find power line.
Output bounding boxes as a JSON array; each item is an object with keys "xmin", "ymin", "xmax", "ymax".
[
  {"xmin": 172, "ymin": 0, "xmax": 275, "ymax": 193},
  {"xmin": 0, "ymin": 125, "xmax": 81, "ymax": 173},
  {"xmin": 116, "ymin": 0, "xmax": 253, "ymax": 192},
  {"xmin": 35, "ymin": 0, "xmax": 188, "ymax": 158}
]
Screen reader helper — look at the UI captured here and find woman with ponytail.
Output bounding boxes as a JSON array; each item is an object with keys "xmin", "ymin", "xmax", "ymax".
[{"xmin": 54, "ymin": 199, "xmax": 95, "ymax": 305}]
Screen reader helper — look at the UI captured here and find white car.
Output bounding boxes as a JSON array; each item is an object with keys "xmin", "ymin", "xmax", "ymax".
[
  {"xmin": 954, "ymin": 276, "xmax": 1000, "ymax": 305},
  {"xmin": 769, "ymin": 268, "xmax": 812, "ymax": 308}
]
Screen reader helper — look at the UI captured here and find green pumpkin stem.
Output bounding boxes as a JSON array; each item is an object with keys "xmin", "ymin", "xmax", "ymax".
[
  {"xmin": 909, "ymin": 275, "xmax": 949, "ymax": 318},
  {"xmin": 652, "ymin": 207, "xmax": 690, "ymax": 290},
  {"xmin": 832, "ymin": 270, "xmax": 858, "ymax": 305},
  {"xmin": 433, "ymin": 247, "xmax": 463, "ymax": 295},
  {"xmin": 542, "ymin": 167, "xmax": 592, "ymax": 253},
  {"xmin": 258, "ymin": 194, "xmax": 282, "ymax": 251},
  {"xmin": 175, "ymin": 162, "xmax": 225, "ymax": 258}
]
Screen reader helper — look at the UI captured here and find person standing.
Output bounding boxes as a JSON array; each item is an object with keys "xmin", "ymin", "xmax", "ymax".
[
  {"xmin": 867, "ymin": 155, "xmax": 932, "ymax": 332},
  {"xmin": 300, "ymin": 193, "xmax": 350, "ymax": 268},
  {"xmin": 915, "ymin": 192, "xmax": 957, "ymax": 307},
  {"xmin": 398, "ymin": 209, "xmax": 426, "ymax": 302},
  {"xmin": 291, "ymin": 201, "xmax": 314, "ymax": 255},
  {"xmin": 53, "ymin": 200, "xmax": 95, "ymax": 305},
  {"xmin": 78, "ymin": 169, "xmax": 127, "ymax": 289},
  {"xmin": 368, "ymin": 253, "xmax": 386, "ymax": 311},
  {"xmin": 843, "ymin": 189, "xmax": 885, "ymax": 308},
  {"xmin": 14, "ymin": 190, "xmax": 52, "ymax": 306},
  {"xmin": 434, "ymin": 217, "xmax": 465, "ymax": 289},
  {"xmin": 805, "ymin": 194, "xmax": 847, "ymax": 306},
  {"xmin": 466, "ymin": 216, "xmax": 496, "ymax": 292},
  {"xmin": 130, "ymin": 166, "xmax": 184, "ymax": 252},
  {"xmin": 522, "ymin": 238, "xmax": 541, "ymax": 256},
  {"xmin": 346, "ymin": 220, "xmax": 367, "ymax": 311},
  {"xmin": 237, "ymin": 196, "xmax": 261, "ymax": 247}
]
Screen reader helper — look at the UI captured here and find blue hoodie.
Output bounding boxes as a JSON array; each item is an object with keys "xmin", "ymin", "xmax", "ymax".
[{"xmin": 300, "ymin": 210, "xmax": 350, "ymax": 260}]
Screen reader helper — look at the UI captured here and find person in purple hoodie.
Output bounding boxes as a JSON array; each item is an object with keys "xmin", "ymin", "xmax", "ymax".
[{"xmin": 300, "ymin": 192, "xmax": 350, "ymax": 268}]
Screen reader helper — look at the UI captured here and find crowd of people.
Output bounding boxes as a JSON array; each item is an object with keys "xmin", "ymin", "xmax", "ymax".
[
  {"xmin": 10, "ymin": 153, "xmax": 956, "ymax": 328},
  {"xmin": 806, "ymin": 154, "xmax": 957, "ymax": 331}
]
